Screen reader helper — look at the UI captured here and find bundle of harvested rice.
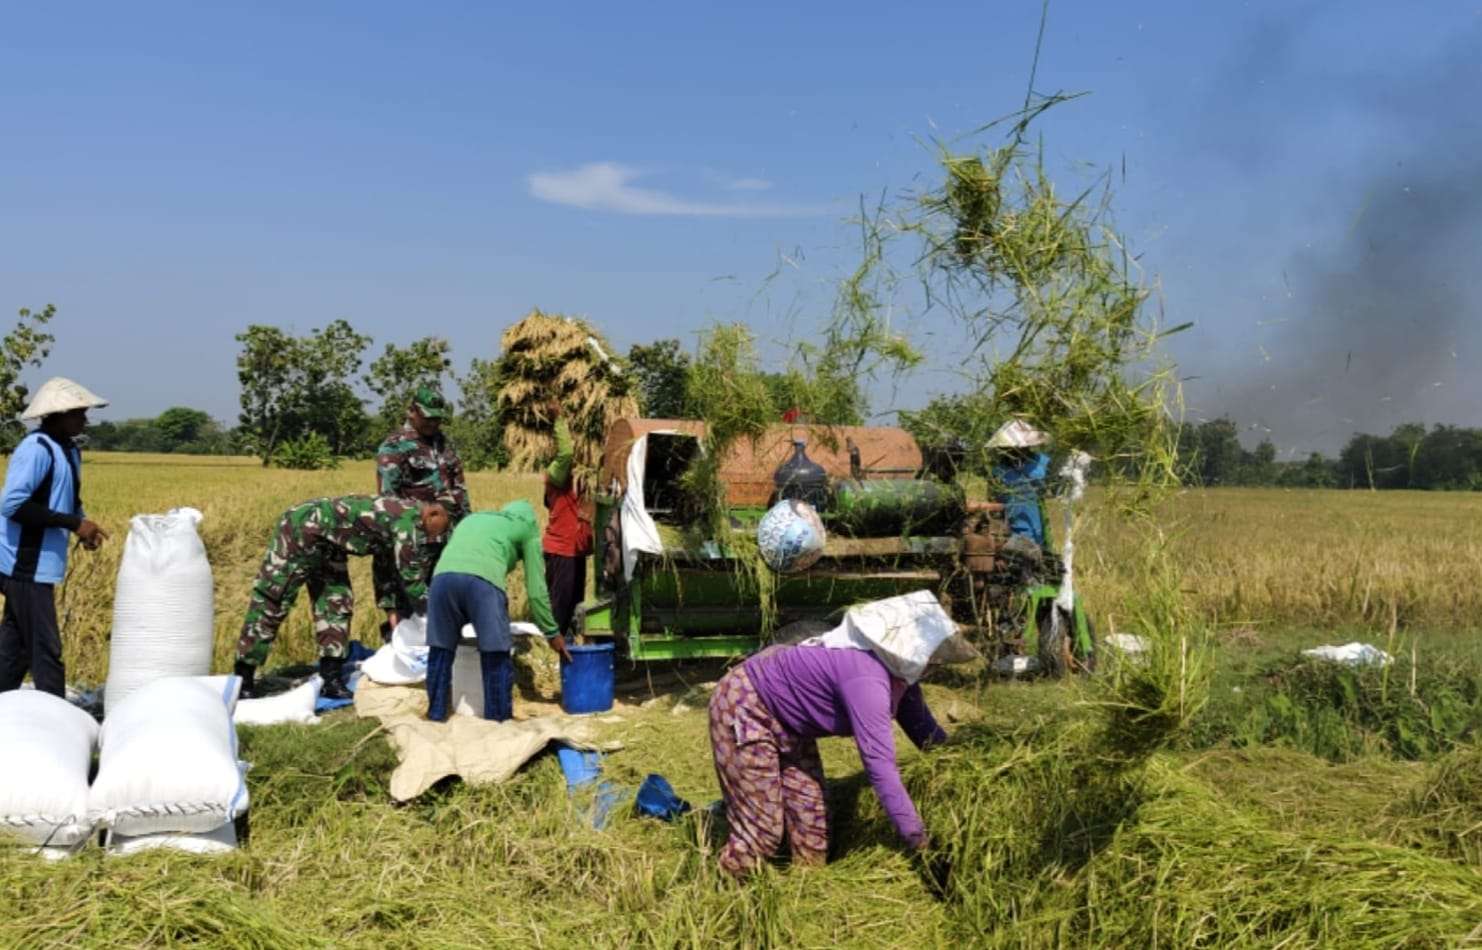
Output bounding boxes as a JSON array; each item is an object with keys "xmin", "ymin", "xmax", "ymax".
[
  {"xmin": 496, "ymin": 309, "xmax": 638, "ymax": 493},
  {"xmin": 885, "ymin": 725, "xmax": 1482, "ymax": 946},
  {"xmin": 1390, "ymin": 744, "xmax": 1482, "ymax": 866}
]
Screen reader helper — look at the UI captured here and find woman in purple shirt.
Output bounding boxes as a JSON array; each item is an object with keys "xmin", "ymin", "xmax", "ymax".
[{"xmin": 708, "ymin": 593, "xmax": 962, "ymax": 876}]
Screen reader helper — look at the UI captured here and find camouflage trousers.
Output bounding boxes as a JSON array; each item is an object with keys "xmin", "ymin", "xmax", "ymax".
[
  {"xmin": 238, "ymin": 544, "xmax": 355, "ymax": 666},
  {"xmin": 372, "ymin": 539, "xmax": 443, "ymax": 613}
]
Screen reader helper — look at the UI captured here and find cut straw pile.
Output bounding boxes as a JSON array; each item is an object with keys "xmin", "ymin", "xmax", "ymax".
[{"xmin": 497, "ymin": 309, "xmax": 638, "ymax": 493}]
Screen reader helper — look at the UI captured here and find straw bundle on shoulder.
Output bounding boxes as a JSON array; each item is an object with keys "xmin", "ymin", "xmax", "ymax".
[{"xmin": 496, "ymin": 309, "xmax": 638, "ymax": 493}]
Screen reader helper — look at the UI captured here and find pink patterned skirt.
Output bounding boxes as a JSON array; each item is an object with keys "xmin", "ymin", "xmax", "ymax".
[{"xmin": 708, "ymin": 664, "xmax": 828, "ymax": 876}]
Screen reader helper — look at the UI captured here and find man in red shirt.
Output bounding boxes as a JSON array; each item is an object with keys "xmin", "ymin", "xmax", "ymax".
[{"xmin": 543, "ymin": 401, "xmax": 591, "ymax": 641}]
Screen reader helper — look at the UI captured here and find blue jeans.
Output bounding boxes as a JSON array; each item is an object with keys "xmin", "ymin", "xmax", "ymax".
[
  {"xmin": 426, "ymin": 572, "xmax": 516, "ymax": 722},
  {"xmin": 427, "ymin": 572, "xmax": 511, "ymax": 652}
]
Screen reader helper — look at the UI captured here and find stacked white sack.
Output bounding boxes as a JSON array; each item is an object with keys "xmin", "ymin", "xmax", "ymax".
[
  {"xmin": 106, "ymin": 508, "xmax": 214, "ymax": 711},
  {"xmin": 89, "ymin": 676, "xmax": 247, "ymax": 840},
  {"xmin": 0, "ymin": 690, "xmax": 99, "ymax": 848}
]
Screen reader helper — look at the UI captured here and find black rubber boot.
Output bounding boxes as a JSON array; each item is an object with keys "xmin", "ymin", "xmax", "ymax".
[
  {"xmin": 233, "ymin": 660, "xmax": 257, "ymax": 700},
  {"xmin": 319, "ymin": 656, "xmax": 352, "ymax": 701}
]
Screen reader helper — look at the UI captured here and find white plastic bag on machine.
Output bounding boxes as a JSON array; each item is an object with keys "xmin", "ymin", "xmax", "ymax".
[
  {"xmin": 0, "ymin": 690, "xmax": 99, "ymax": 847},
  {"xmin": 89, "ymin": 676, "xmax": 248, "ymax": 837},
  {"xmin": 106, "ymin": 507, "xmax": 214, "ymax": 711}
]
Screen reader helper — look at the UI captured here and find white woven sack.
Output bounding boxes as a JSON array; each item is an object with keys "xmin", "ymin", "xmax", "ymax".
[
  {"xmin": 361, "ymin": 616, "xmax": 431, "ymax": 685},
  {"xmin": 452, "ymin": 641, "xmax": 485, "ymax": 717},
  {"xmin": 107, "ymin": 821, "xmax": 237, "ymax": 856},
  {"xmin": 90, "ymin": 676, "xmax": 248, "ymax": 836},
  {"xmin": 0, "ymin": 690, "xmax": 99, "ymax": 847},
  {"xmin": 233, "ymin": 676, "xmax": 321, "ymax": 726},
  {"xmin": 106, "ymin": 507, "xmax": 214, "ymax": 711}
]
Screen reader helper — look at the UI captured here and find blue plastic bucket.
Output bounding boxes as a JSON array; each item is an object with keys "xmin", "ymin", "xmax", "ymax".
[{"xmin": 560, "ymin": 643, "xmax": 615, "ymax": 714}]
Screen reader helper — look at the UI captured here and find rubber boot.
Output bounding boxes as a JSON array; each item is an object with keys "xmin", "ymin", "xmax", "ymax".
[
  {"xmin": 426, "ymin": 646, "xmax": 455, "ymax": 722},
  {"xmin": 479, "ymin": 650, "xmax": 514, "ymax": 722},
  {"xmin": 319, "ymin": 655, "xmax": 352, "ymax": 701},
  {"xmin": 233, "ymin": 660, "xmax": 257, "ymax": 700}
]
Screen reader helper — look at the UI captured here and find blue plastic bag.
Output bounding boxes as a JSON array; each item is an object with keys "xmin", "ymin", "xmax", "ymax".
[{"xmin": 634, "ymin": 773, "xmax": 691, "ymax": 821}]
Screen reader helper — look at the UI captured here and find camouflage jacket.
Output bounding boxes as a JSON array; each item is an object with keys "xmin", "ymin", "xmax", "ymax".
[
  {"xmin": 277, "ymin": 495, "xmax": 437, "ymax": 603},
  {"xmin": 376, "ymin": 424, "xmax": 470, "ymax": 519}
]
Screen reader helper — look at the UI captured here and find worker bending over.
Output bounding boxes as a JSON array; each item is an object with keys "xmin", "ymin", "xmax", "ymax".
[
  {"xmin": 425, "ymin": 499, "xmax": 571, "ymax": 722},
  {"xmin": 236, "ymin": 495, "xmax": 448, "ymax": 699},
  {"xmin": 541, "ymin": 399, "xmax": 591, "ymax": 643},
  {"xmin": 707, "ymin": 593, "xmax": 962, "ymax": 876}
]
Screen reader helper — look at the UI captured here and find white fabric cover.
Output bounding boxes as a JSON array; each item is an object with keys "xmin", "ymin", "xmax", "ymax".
[
  {"xmin": 233, "ymin": 676, "xmax": 322, "ymax": 726},
  {"xmin": 802, "ymin": 591, "xmax": 957, "ymax": 684},
  {"xmin": 106, "ymin": 508, "xmax": 214, "ymax": 711},
  {"xmin": 359, "ymin": 616, "xmax": 540, "ymax": 687},
  {"xmin": 0, "ymin": 690, "xmax": 99, "ymax": 846},
  {"xmin": 90, "ymin": 676, "xmax": 248, "ymax": 836},
  {"xmin": 620, "ymin": 435, "xmax": 665, "ymax": 581},
  {"xmin": 107, "ymin": 821, "xmax": 238, "ymax": 856}
]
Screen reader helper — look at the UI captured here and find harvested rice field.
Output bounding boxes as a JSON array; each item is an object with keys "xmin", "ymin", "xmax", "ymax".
[{"xmin": 6, "ymin": 457, "xmax": 1482, "ymax": 947}]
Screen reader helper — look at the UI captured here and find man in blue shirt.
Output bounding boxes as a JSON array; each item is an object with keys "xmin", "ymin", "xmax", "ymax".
[
  {"xmin": 988, "ymin": 419, "xmax": 1051, "ymax": 549},
  {"xmin": 0, "ymin": 377, "xmax": 110, "ymax": 696}
]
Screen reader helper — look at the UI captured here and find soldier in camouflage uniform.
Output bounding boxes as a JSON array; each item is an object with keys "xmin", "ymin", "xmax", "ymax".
[
  {"xmin": 234, "ymin": 495, "xmax": 450, "ymax": 699},
  {"xmin": 372, "ymin": 385, "xmax": 469, "ymax": 632}
]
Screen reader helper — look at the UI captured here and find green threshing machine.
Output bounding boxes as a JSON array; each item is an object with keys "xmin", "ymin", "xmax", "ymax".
[{"xmin": 581, "ymin": 418, "xmax": 1092, "ymax": 670}]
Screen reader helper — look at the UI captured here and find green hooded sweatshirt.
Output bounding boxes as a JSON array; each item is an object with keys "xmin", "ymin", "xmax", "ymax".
[{"xmin": 434, "ymin": 499, "xmax": 559, "ymax": 637}]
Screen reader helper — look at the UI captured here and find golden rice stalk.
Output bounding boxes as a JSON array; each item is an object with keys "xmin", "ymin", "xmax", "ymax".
[{"xmin": 496, "ymin": 309, "xmax": 636, "ymax": 494}]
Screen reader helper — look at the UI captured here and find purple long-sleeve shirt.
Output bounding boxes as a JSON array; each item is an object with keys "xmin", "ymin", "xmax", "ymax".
[{"xmin": 743, "ymin": 644, "xmax": 947, "ymax": 848}]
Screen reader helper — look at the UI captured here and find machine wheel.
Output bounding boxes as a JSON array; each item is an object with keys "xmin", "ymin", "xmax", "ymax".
[{"xmin": 1035, "ymin": 600, "xmax": 1096, "ymax": 678}]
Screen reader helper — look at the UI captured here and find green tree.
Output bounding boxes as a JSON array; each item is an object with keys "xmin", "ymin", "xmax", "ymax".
[
  {"xmin": 155, "ymin": 406, "xmax": 212, "ymax": 446},
  {"xmin": 447, "ymin": 357, "xmax": 507, "ymax": 470},
  {"xmin": 235, "ymin": 319, "xmax": 372, "ymax": 464},
  {"xmin": 364, "ymin": 336, "xmax": 453, "ymax": 435},
  {"xmin": 0, "ymin": 305, "xmax": 58, "ymax": 452},
  {"xmin": 628, "ymin": 339, "xmax": 693, "ymax": 418},
  {"xmin": 236, "ymin": 325, "xmax": 301, "ymax": 464}
]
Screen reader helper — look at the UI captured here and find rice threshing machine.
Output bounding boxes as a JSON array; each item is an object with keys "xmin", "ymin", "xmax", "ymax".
[{"xmin": 581, "ymin": 418, "xmax": 1092, "ymax": 672}]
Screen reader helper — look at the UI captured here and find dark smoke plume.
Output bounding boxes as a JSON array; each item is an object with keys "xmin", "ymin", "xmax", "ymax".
[{"xmin": 1197, "ymin": 14, "xmax": 1482, "ymax": 454}]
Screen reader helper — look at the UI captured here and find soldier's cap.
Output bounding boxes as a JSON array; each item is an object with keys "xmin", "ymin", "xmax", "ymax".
[{"xmin": 412, "ymin": 385, "xmax": 450, "ymax": 419}]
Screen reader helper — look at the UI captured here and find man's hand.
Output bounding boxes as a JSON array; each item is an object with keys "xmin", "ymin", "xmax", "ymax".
[
  {"xmin": 77, "ymin": 519, "xmax": 108, "ymax": 551},
  {"xmin": 386, "ymin": 610, "xmax": 402, "ymax": 631},
  {"xmin": 548, "ymin": 634, "xmax": 572, "ymax": 663}
]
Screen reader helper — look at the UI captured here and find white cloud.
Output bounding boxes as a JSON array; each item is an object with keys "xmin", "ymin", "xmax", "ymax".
[
  {"xmin": 725, "ymin": 177, "xmax": 773, "ymax": 191},
  {"xmin": 527, "ymin": 163, "xmax": 819, "ymax": 217}
]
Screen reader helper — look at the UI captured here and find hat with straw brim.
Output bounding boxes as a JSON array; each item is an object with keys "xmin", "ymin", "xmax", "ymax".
[{"xmin": 20, "ymin": 377, "xmax": 109, "ymax": 421}]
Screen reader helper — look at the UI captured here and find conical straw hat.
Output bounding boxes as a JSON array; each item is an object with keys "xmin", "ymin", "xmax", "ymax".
[
  {"xmin": 20, "ymin": 377, "xmax": 110, "ymax": 421},
  {"xmin": 987, "ymin": 418, "xmax": 1048, "ymax": 449}
]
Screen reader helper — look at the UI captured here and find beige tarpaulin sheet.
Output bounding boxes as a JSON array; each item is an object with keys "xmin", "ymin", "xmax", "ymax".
[{"xmin": 354, "ymin": 680, "xmax": 595, "ymax": 802}]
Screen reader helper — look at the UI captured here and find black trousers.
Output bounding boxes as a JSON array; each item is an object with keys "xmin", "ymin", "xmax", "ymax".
[
  {"xmin": 544, "ymin": 552, "xmax": 587, "ymax": 640},
  {"xmin": 0, "ymin": 574, "xmax": 64, "ymax": 696}
]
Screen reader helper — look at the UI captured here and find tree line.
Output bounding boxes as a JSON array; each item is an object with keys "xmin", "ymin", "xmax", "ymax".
[
  {"xmin": 1177, "ymin": 418, "xmax": 1482, "ymax": 490},
  {"xmin": 5, "ymin": 306, "xmax": 1479, "ymax": 489}
]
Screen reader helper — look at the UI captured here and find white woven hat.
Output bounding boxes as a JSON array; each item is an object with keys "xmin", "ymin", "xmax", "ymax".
[
  {"xmin": 20, "ymin": 377, "xmax": 110, "ymax": 421},
  {"xmin": 987, "ymin": 418, "xmax": 1048, "ymax": 449}
]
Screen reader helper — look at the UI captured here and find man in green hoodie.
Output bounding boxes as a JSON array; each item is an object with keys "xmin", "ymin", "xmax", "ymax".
[{"xmin": 425, "ymin": 499, "xmax": 573, "ymax": 721}]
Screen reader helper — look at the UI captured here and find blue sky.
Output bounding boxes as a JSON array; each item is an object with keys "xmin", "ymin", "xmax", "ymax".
[{"xmin": 2, "ymin": 1, "xmax": 1478, "ymax": 454}]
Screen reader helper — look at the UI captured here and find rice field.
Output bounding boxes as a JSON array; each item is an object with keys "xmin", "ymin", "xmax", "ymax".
[{"xmin": 6, "ymin": 455, "xmax": 1482, "ymax": 948}]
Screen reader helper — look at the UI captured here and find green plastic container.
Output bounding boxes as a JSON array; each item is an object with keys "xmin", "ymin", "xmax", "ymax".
[{"xmin": 829, "ymin": 479, "xmax": 966, "ymax": 537}]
